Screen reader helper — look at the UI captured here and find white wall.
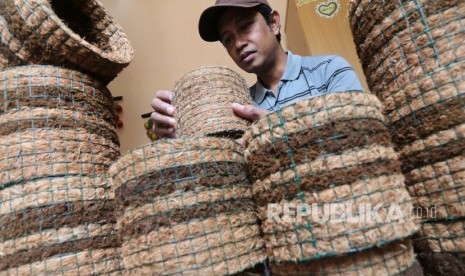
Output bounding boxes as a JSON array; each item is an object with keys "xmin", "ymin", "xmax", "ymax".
[{"xmin": 99, "ymin": 0, "xmax": 288, "ymax": 152}]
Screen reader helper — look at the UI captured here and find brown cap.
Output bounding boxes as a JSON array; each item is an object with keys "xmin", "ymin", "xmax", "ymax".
[{"xmin": 198, "ymin": 0, "xmax": 271, "ymax": 42}]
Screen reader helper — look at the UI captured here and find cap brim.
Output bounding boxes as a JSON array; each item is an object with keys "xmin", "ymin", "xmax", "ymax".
[{"xmin": 198, "ymin": 3, "xmax": 262, "ymax": 42}]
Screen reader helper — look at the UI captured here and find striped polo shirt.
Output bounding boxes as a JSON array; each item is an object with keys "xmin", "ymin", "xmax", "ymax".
[{"xmin": 250, "ymin": 51, "xmax": 364, "ymax": 111}]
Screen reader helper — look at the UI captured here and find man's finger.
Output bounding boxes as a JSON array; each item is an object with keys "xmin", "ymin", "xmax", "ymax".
[
  {"xmin": 151, "ymin": 111, "xmax": 176, "ymax": 127},
  {"xmin": 155, "ymin": 90, "xmax": 173, "ymax": 103},
  {"xmin": 151, "ymin": 98, "xmax": 175, "ymax": 116},
  {"xmin": 153, "ymin": 126, "xmax": 176, "ymax": 138},
  {"xmin": 231, "ymin": 103, "xmax": 269, "ymax": 121}
]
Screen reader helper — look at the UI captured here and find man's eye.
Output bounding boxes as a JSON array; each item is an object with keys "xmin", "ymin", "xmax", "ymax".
[
  {"xmin": 222, "ymin": 37, "xmax": 232, "ymax": 46},
  {"xmin": 241, "ymin": 21, "xmax": 253, "ymax": 30}
]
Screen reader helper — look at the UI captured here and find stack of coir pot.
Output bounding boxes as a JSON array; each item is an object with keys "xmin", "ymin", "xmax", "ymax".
[
  {"xmin": 243, "ymin": 91, "xmax": 421, "ymax": 275},
  {"xmin": 0, "ymin": 0, "xmax": 133, "ymax": 274},
  {"xmin": 350, "ymin": 0, "xmax": 465, "ymax": 274},
  {"xmin": 109, "ymin": 66, "xmax": 267, "ymax": 275}
]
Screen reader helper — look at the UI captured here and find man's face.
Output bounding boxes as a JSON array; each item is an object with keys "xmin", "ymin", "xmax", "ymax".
[{"xmin": 217, "ymin": 7, "xmax": 279, "ymax": 74}]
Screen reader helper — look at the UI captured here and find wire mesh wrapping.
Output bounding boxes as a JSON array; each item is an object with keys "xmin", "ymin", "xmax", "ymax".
[
  {"xmin": 268, "ymin": 240, "xmax": 418, "ymax": 276},
  {"xmin": 109, "ymin": 138, "xmax": 266, "ymax": 275},
  {"xmin": 0, "ymin": 65, "xmax": 117, "ymax": 124},
  {"xmin": 243, "ymin": 91, "xmax": 420, "ymax": 273},
  {"xmin": 0, "ymin": 16, "xmax": 24, "ymax": 69},
  {"xmin": 0, "ymin": 0, "xmax": 134, "ymax": 83},
  {"xmin": 0, "ymin": 177, "xmax": 122, "ymax": 275},
  {"xmin": 0, "ymin": 66, "xmax": 120, "ymax": 185},
  {"xmin": 416, "ymin": 220, "xmax": 465, "ymax": 253},
  {"xmin": 173, "ymin": 66, "xmax": 253, "ymax": 139},
  {"xmin": 349, "ymin": 0, "xmax": 465, "ymax": 258},
  {"xmin": 0, "ymin": 65, "xmax": 123, "ymax": 275}
]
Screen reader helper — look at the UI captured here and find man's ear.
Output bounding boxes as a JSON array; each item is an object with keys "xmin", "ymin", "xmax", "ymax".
[{"xmin": 270, "ymin": 10, "xmax": 281, "ymax": 35}]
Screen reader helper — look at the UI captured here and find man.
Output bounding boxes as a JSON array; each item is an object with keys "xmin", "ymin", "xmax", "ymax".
[{"xmin": 151, "ymin": 0, "xmax": 363, "ymax": 139}]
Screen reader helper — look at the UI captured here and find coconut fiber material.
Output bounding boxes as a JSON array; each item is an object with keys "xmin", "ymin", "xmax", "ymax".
[
  {"xmin": 399, "ymin": 125, "xmax": 465, "ymax": 220},
  {"xmin": 109, "ymin": 138, "xmax": 266, "ymax": 275},
  {"xmin": 350, "ymin": 0, "xmax": 463, "ymax": 78},
  {"xmin": 406, "ymin": 153, "xmax": 465, "ymax": 221},
  {"xmin": 406, "ymin": 156, "xmax": 465, "ymax": 221},
  {"xmin": 0, "ymin": 65, "xmax": 116, "ymax": 122},
  {"xmin": 416, "ymin": 220, "xmax": 465, "ymax": 276},
  {"xmin": 1, "ymin": 248, "xmax": 123, "ymax": 276},
  {"xmin": 258, "ymin": 173, "xmax": 418, "ymax": 262},
  {"xmin": 349, "ymin": 0, "xmax": 465, "ymax": 146},
  {"xmin": 0, "ymin": 175, "xmax": 123, "ymax": 275},
  {"xmin": 269, "ymin": 239, "xmax": 416, "ymax": 276},
  {"xmin": 0, "ymin": 16, "xmax": 24, "ymax": 69},
  {"xmin": 415, "ymin": 220, "xmax": 465, "ymax": 253},
  {"xmin": 366, "ymin": 3, "xmax": 465, "ymax": 90},
  {"xmin": 349, "ymin": 1, "xmax": 465, "ymax": 130},
  {"xmin": 244, "ymin": 92, "xmax": 419, "ymax": 262},
  {"xmin": 0, "ymin": 0, "xmax": 134, "ymax": 83},
  {"xmin": 416, "ymin": 251, "xmax": 465, "ymax": 276},
  {"xmin": 173, "ymin": 66, "xmax": 253, "ymax": 139},
  {"xmin": 350, "ymin": 0, "xmax": 465, "ymax": 257},
  {"xmin": 0, "ymin": 128, "xmax": 120, "ymax": 187},
  {"xmin": 0, "ymin": 107, "xmax": 120, "ymax": 146},
  {"xmin": 0, "ymin": 65, "xmax": 120, "ymax": 147},
  {"xmin": 0, "ymin": 175, "xmax": 110, "ymax": 215}
]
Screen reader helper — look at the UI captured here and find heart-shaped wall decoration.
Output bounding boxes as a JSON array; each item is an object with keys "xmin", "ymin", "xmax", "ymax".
[{"xmin": 316, "ymin": 0, "xmax": 340, "ymax": 19}]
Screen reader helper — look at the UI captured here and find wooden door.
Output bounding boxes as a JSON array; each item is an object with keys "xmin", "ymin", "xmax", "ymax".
[{"xmin": 285, "ymin": 0, "xmax": 370, "ymax": 92}]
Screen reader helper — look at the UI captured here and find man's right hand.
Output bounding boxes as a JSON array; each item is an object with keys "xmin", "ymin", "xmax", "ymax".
[
  {"xmin": 151, "ymin": 90, "xmax": 176, "ymax": 139},
  {"xmin": 231, "ymin": 103, "xmax": 269, "ymax": 121}
]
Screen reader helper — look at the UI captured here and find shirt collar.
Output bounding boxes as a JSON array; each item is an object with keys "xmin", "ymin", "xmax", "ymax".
[
  {"xmin": 251, "ymin": 81, "xmax": 268, "ymax": 105},
  {"xmin": 281, "ymin": 50, "xmax": 302, "ymax": 81},
  {"xmin": 252, "ymin": 51, "xmax": 302, "ymax": 104}
]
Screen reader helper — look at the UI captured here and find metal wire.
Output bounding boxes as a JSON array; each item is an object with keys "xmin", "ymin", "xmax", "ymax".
[
  {"xmin": 0, "ymin": 65, "xmax": 122, "ymax": 275},
  {"xmin": 109, "ymin": 137, "xmax": 266, "ymax": 275},
  {"xmin": 243, "ymin": 91, "xmax": 419, "ymax": 275},
  {"xmin": 350, "ymin": 0, "xmax": 465, "ymax": 272}
]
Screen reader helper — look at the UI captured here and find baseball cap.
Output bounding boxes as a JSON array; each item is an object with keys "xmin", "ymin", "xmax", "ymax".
[{"xmin": 198, "ymin": 0, "xmax": 271, "ymax": 42}]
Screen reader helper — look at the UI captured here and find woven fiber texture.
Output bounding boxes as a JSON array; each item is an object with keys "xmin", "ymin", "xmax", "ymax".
[
  {"xmin": 0, "ymin": 0, "xmax": 134, "ymax": 83},
  {"xmin": 244, "ymin": 92, "xmax": 419, "ymax": 263},
  {"xmin": 0, "ymin": 107, "xmax": 119, "ymax": 144},
  {"xmin": 350, "ymin": 0, "xmax": 465, "ymax": 255},
  {"xmin": 0, "ymin": 64, "xmax": 123, "ymax": 274},
  {"xmin": 173, "ymin": 66, "xmax": 253, "ymax": 139},
  {"xmin": 1, "ymin": 249, "xmax": 123, "ymax": 276},
  {"xmin": 0, "ymin": 128, "xmax": 120, "ymax": 187},
  {"xmin": 400, "ymin": 130, "xmax": 465, "ymax": 221},
  {"xmin": 0, "ymin": 65, "xmax": 119, "ymax": 146},
  {"xmin": 415, "ymin": 220, "xmax": 465, "ymax": 253},
  {"xmin": 405, "ymin": 153, "xmax": 465, "ymax": 221},
  {"xmin": 0, "ymin": 16, "xmax": 24, "ymax": 69},
  {"xmin": 269, "ymin": 240, "xmax": 415, "ymax": 276},
  {"xmin": 349, "ymin": 0, "xmax": 465, "ymax": 146},
  {"xmin": 109, "ymin": 138, "xmax": 266, "ymax": 275},
  {"xmin": 351, "ymin": 1, "xmax": 465, "ymax": 129},
  {"xmin": 0, "ymin": 66, "xmax": 121, "ymax": 187},
  {"xmin": 0, "ymin": 65, "xmax": 116, "ymax": 124},
  {"xmin": 0, "ymin": 176, "xmax": 123, "ymax": 275}
]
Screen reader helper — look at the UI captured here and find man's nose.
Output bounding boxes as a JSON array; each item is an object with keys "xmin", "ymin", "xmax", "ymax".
[{"xmin": 234, "ymin": 34, "xmax": 247, "ymax": 50}]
